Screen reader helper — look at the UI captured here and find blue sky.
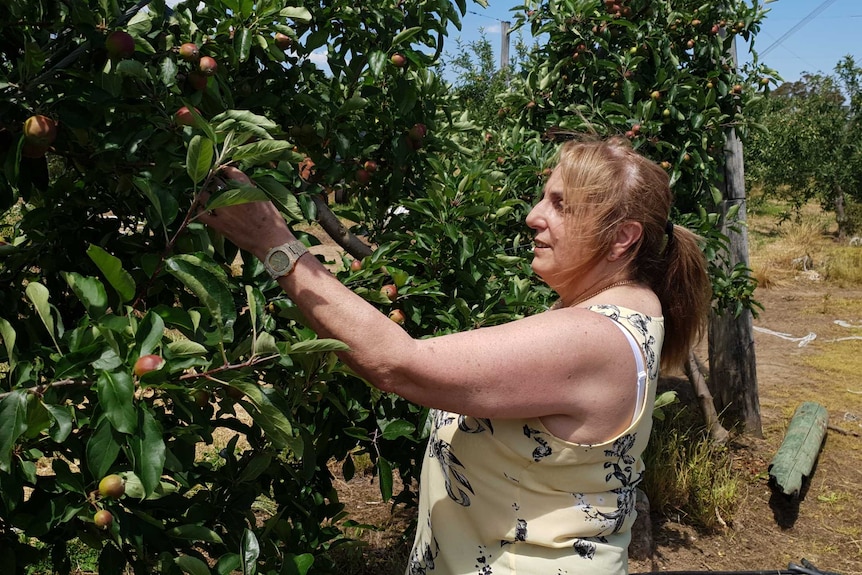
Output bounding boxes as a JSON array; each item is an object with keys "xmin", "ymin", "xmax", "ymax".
[{"xmin": 446, "ymin": 0, "xmax": 861, "ymax": 84}]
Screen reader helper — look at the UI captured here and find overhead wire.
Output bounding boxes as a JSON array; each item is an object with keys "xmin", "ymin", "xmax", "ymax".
[{"xmin": 759, "ymin": 0, "xmax": 842, "ymax": 58}]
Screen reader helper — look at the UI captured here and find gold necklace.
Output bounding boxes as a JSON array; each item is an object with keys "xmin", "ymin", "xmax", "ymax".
[{"xmin": 568, "ymin": 279, "xmax": 638, "ymax": 307}]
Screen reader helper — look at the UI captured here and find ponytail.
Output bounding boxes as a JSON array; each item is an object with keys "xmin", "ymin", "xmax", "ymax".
[{"xmin": 649, "ymin": 224, "xmax": 711, "ymax": 371}]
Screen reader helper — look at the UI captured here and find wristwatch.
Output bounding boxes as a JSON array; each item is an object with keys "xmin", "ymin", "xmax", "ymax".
[{"xmin": 263, "ymin": 240, "xmax": 308, "ymax": 279}]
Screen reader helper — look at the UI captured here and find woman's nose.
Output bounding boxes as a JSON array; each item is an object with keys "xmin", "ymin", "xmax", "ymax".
[{"xmin": 526, "ymin": 202, "xmax": 543, "ymax": 230}]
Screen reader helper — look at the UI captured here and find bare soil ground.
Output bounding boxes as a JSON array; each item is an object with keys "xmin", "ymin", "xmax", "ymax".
[{"xmin": 323, "ymin": 218, "xmax": 862, "ymax": 575}]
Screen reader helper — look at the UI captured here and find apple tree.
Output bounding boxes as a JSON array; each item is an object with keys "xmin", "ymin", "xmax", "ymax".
[
  {"xmin": 0, "ymin": 0, "xmax": 561, "ymax": 573},
  {"xmin": 745, "ymin": 57, "xmax": 862, "ymax": 240}
]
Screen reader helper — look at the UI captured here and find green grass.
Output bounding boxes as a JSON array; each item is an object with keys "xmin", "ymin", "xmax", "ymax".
[
  {"xmin": 642, "ymin": 406, "xmax": 740, "ymax": 531},
  {"xmin": 24, "ymin": 537, "xmax": 99, "ymax": 575}
]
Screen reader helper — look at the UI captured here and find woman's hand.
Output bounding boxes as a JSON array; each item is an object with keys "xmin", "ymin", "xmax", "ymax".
[{"xmin": 196, "ymin": 167, "xmax": 293, "ymax": 260}]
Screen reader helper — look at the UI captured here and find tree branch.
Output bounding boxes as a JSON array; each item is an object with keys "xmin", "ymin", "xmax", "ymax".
[
  {"xmin": 684, "ymin": 350, "xmax": 730, "ymax": 444},
  {"xmin": 311, "ymin": 193, "xmax": 373, "ymax": 259}
]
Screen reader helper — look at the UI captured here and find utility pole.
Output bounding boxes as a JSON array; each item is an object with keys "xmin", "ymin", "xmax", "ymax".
[{"xmin": 500, "ymin": 20, "xmax": 510, "ymax": 70}]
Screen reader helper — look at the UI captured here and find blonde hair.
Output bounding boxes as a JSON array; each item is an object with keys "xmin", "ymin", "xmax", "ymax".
[{"xmin": 553, "ymin": 136, "xmax": 711, "ymax": 370}]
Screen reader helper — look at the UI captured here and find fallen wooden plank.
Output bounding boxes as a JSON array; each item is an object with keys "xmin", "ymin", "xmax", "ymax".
[{"xmin": 768, "ymin": 402, "xmax": 829, "ymax": 497}]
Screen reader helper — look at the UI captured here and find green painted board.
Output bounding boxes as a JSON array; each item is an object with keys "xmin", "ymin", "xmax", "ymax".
[{"xmin": 768, "ymin": 401, "xmax": 829, "ymax": 497}]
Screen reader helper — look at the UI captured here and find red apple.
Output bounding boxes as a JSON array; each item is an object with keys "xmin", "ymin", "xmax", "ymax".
[
  {"xmin": 105, "ymin": 31, "xmax": 135, "ymax": 59},
  {"xmin": 174, "ymin": 106, "xmax": 199, "ymax": 126},
  {"xmin": 350, "ymin": 258, "xmax": 363, "ymax": 272},
  {"xmin": 363, "ymin": 160, "xmax": 378, "ymax": 173},
  {"xmin": 408, "ymin": 123, "xmax": 427, "ymax": 141},
  {"xmin": 187, "ymin": 71, "xmax": 208, "ymax": 91},
  {"xmin": 355, "ymin": 168, "xmax": 371, "ymax": 185},
  {"xmin": 94, "ymin": 509, "xmax": 113, "ymax": 530},
  {"xmin": 179, "ymin": 42, "xmax": 199, "ymax": 61},
  {"xmin": 23, "ymin": 115, "xmax": 57, "ymax": 146},
  {"xmin": 199, "ymin": 56, "xmax": 218, "ymax": 76},
  {"xmin": 390, "ymin": 53, "xmax": 407, "ymax": 68},
  {"xmin": 274, "ymin": 33, "xmax": 292, "ymax": 50},
  {"xmin": 380, "ymin": 284, "xmax": 398, "ymax": 302},
  {"xmin": 133, "ymin": 354, "xmax": 164, "ymax": 377},
  {"xmin": 98, "ymin": 474, "xmax": 125, "ymax": 499},
  {"xmin": 388, "ymin": 309, "xmax": 406, "ymax": 324}
]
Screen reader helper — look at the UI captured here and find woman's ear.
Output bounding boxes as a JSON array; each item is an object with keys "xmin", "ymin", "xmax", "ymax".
[{"xmin": 608, "ymin": 220, "xmax": 643, "ymax": 261}]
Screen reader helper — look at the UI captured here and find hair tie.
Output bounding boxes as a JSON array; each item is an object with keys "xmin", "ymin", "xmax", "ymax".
[{"xmin": 665, "ymin": 221, "xmax": 674, "ymax": 246}]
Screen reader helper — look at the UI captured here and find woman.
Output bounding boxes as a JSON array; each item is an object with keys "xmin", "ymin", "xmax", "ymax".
[{"xmin": 199, "ymin": 136, "xmax": 711, "ymax": 575}]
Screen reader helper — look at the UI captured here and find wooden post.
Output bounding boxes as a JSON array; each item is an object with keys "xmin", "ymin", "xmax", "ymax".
[
  {"xmin": 768, "ymin": 402, "xmax": 829, "ymax": 497},
  {"xmin": 707, "ymin": 35, "xmax": 762, "ymax": 437}
]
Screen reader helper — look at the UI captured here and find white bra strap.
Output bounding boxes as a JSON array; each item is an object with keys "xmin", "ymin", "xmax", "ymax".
[{"xmin": 608, "ymin": 320, "xmax": 648, "ymax": 424}]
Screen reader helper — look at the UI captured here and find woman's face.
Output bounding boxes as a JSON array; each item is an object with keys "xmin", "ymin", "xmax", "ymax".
[{"xmin": 525, "ymin": 168, "xmax": 580, "ymax": 288}]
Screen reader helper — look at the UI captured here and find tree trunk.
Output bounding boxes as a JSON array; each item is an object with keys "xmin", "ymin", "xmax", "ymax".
[
  {"xmin": 834, "ymin": 185, "xmax": 847, "ymax": 242},
  {"xmin": 684, "ymin": 351, "xmax": 729, "ymax": 444},
  {"xmin": 709, "ymin": 123, "xmax": 763, "ymax": 437}
]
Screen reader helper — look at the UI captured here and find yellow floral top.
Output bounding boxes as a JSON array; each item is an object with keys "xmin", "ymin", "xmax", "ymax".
[{"xmin": 406, "ymin": 305, "xmax": 665, "ymax": 575}]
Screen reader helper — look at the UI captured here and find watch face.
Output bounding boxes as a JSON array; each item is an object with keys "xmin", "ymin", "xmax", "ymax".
[{"xmin": 269, "ymin": 250, "xmax": 291, "ymax": 272}]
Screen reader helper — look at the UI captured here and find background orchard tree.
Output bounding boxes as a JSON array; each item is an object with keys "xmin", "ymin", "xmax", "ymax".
[{"xmin": 745, "ymin": 56, "xmax": 862, "ymax": 241}]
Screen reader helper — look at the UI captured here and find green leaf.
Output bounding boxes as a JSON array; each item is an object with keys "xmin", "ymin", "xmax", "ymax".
[
  {"xmin": 241, "ymin": 528, "xmax": 261, "ymax": 575},
  {"xmin": 45, "ymin": 404, "xmax": 73, "ymax": 443},
  {"xmin": 86, "ymin": 418, "xmax": 121, "ymax": 480},
  {"xmin": 236, "ymin": 27, "xmax": 252, "ymax": 62},
  {"xmin": 253, "ymin": 175, "xmax": 303, "ymax": 221},
  {"xmin": 165, "ymin": 254, "xmax": 235, "ymax": 341},
  {"xmin": 167, "ymin": 524, "xmax": 225, "ymax": 544},
  {"xmin": 212, "ymin": 109, "xmax": 279, "ymax": 133},
  {"xmin": 380, "ymin": 419, "xmax": 416, "ymax": 440},
  {"xmin": 231, "ymin": 140, "xmax": 293, "ymax": 164},
  {"xmin": 186, "ymin": 135, "xmax": 214, "ymax": 184},
  {"xmin": 167, "ymin": 339, "xmax": 208, "ymax": 356},
  {"xmin": 24, "ymin": 282, "xmax": 57, "ymax": 344},
  {"xmin": 254, "ymin": 332, "xmax": 279, "ymax": 355},
  {"xmin": 0, "ymin": 317, "xmax": 17, "ymax": 371},
  {"xmin": 234, "ymin": 383, "xmax": 298, "ymax": 452},
  {"xmin": 336, "ymin": 96, "xmax": 368, "ymax": 117},
  {"xmin": 0, "ymin": 390, "xmax": 28, "ymax": 473},
  {"xmin": 62, "ymin": 272, "xmax": 109, "ymax": 318},
  {"xmin": 135, "ymin": 311, "xmax": 165, "ymax": 358},
  {"xmin": 368, "ymin": 50, "xmax": 387, "ymax": 76},
  {"xmin": 288, "ymin": 554, "xmax": 314, "ymax": 575},
  {"xmin": 130, "ymin": 408, "xmax": 166, "ymax": 498},
  {"xmin": 391, "ymin": 26, "xmax": 423, "ymax": 48},
  {"xmin": 214, "ymin": 554, "xmax": 242, "ymax": 575},
  {"xmin": 204, "ymin": 186, "xmax": 269, "ymax": 211},
  {"xmin": 237, "ymin": 454, "xmax": 272, "ymax": 483},
  {"xmin": 160, "ymin": 57, "xmax": 178, "ymax": 86},
  {"xmin": 97, "ymin": 371, "xmax": 137, "ymax": 434},
  {"xmin": 377, "ymin": 456, "xmax": 393, "ymax": 501},
  {"xmin": 116, "ymin": 59, "xmax": 147, "ymax": 79},
  {"xmin": 285, "ymin": 338, "xmax": 349, "ymax": 354},
  {"xmin": 87, "ymin": 244, "xmax": 136, "ymax": 303},
  {"xmin": 175, "ymin": 555, "xmax": 212, "ymax": 575},
  {"xmin": 279, "ymin": 6, "xmax": 312, "ymax": 21}
]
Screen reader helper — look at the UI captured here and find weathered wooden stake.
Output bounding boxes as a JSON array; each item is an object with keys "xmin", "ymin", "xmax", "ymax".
[{"xmin": 768, "ymin": 402, "xmax": 829, "ymax": 498}]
